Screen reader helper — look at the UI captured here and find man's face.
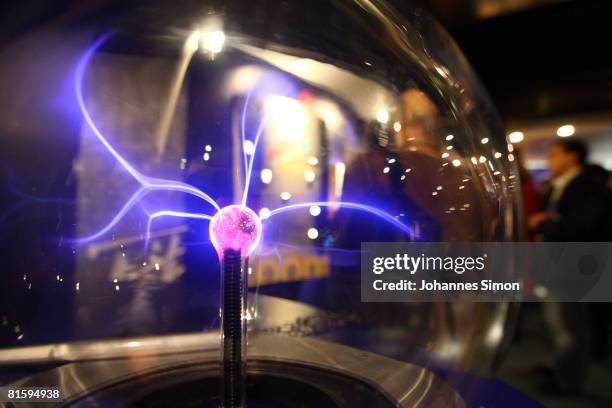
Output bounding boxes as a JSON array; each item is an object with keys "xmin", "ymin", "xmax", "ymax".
[{"xmin": 548, "ymin": 144, "xmax": 576, "ymax": 178}]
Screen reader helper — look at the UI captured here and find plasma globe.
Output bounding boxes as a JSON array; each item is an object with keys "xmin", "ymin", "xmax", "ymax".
[
  {"xmin": 210, "ymin": 205, "xmax": 262, "ymax": 257},
  {"xmin": 73, "ymin": 32, "xmax": 414, "ymax": 255}
]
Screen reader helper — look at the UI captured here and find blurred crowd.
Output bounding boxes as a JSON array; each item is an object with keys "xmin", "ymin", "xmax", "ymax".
[{"xmin": 517, "ymin": 139, "xmax": 611, "ymax": 395}]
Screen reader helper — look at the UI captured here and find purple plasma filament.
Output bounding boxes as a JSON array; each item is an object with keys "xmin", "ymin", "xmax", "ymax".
[{"xmin": 209, "ymin": 205, "xmax": 262, "ymax": 257}]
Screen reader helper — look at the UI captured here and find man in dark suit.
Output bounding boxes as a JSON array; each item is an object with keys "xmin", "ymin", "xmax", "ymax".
[
  {"xmin": 529, "ymin": 140, "xmax": 608, "ymax": 241},
  {"xmin": 528, "ymin": 140, "xmax": 610, "ymax": 394}
]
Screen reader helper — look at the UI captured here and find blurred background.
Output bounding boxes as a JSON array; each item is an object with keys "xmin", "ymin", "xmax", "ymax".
[{"xmin": 408, "ymin": 1, "xmax": 612, "ymax": 407}]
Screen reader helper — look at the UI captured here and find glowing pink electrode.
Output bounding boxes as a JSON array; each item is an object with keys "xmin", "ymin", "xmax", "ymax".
[{"xmin": 209, "ymin": 205, "xmax": 263, "ymax": 257}]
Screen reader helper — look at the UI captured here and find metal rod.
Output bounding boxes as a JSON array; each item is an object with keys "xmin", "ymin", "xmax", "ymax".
[{"xmin": 220, "ymin": 248, "xmax": 247, "ymax": 408}]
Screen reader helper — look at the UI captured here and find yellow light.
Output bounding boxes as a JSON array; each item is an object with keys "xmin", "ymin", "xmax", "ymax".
[
  {"xmin": 184, "ymin": 30, "xmax": 201, "ymax": 53},
  {"xmin": 446, "ymin": 134, "xmax": 454, "ymax": 141},
  {"xmin": 376, "ymin": 108, "xmax": 389, "ymax": 124},
  {"xmin": 557, "ymin": 124, "xmax": 575, "ymax": 137},
  {"xmin": 244, "ymin": 140, "xmax": 255, "ymax": 155},
  {"xmin": 307, "ymin": 156, "xmax": 319, "ymax": 166},
  {"xmin": 508, "ymin": 131, "xmax": 524, "ymax": 143},
  {"xmin": 481, "ymin": 137, "xmax": 489, "ymax": 144},
  {"xmin": 259, "ymin": 207, "xmax": 271, "ymax": 219},
  {"xmin": 304, "ymin": 170, "xmax": 316, "ymax": 183},
  {"xmin": 309, "ymin": 205, "xmax": 321, "ymax": 216},
  {"xmin": 307, "ymin": 228, "xmax": 319, "ymax": 239},
  {"xmin": 452, "ymin": 159, "xmax": 461, "ymax": 167},
  {"xmin": 260, "ymin": 168, "xmax": 273, "ymax": 184},
  {"xmin": 479, "ymin": 156, "xmax": 486, "ymax": 163},
  {"xmin": 334, "ymin": 162, "xmax": 346, "ymax": 200},
  {"xmin": 266, "ymin": 96, "xmax": 307, "ymax": 141},
  {"xmin": 201, "ymin": 30, "xmax": 225, "ymax": 54},
  {"xmin": 393, "ymin": 121, "xmax": 402, "ymax": 132}
]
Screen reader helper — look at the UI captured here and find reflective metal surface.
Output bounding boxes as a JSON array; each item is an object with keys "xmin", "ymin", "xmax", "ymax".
[{"xmin": 2, "ymin": 334, "xmax": 464, "ymax": 408}]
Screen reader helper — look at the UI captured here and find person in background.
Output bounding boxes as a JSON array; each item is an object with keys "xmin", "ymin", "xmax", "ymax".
[
  {"xmin": 529, "ymin": 140, "xmax": 608, "ymax": 241},
  {"xmin": 528, "ymin": 139, "xmax": 609, "ymax": 395},
  {"xmin": 514, "ymin": 149, "xmax": 540, "ymax": 240}
]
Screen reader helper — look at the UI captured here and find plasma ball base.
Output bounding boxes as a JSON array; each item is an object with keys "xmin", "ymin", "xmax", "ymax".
[{"xmin": 221, "ymin": 249, "xmax": 247, "ymax": 408}]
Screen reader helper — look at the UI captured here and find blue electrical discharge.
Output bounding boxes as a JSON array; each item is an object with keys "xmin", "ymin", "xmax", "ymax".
[
  {"xmin": 74, "ymin": 32, "xmax": 219, "ymax": 243},
  {"xmin": 73, "ymin": 32, "xmax": 413, "ymax": 249}
]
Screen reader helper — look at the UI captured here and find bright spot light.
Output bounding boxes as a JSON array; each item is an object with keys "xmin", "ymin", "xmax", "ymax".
[
  {"xmin": 307, "ymin": 156, "xmax": 319, "ymax": 166},
  {"xmin": 201, "ymin": 30, "xmax": 225, "ymax": 54},
  {"xmin": 376, "ymin": 108, "xmax": 389, "ymax": 124},
  {"xmin": 486, "ymin": 322, "xmax": 504, "ymax": 346},
  {"xmin": 481, "ymin": 137, "xmax": 489, "ymax": 144},
  {"xmin": 260, "ymin": 168, "xmax": 273, "ymax": 184},
  {"xmin": 452, "ymin": 159, "xmax": 461, "ymax": 167},
  {"xmin": 334, "ymin": 162, "xmax": 346, "ymax": 200},
  {"xmin": 557, "ymin": 124, "xmax": 575, "ymax": 137},
  {"xmin": 446, "ymin": 145, "xmax": 453, "ymax": 150},
  {"xmin": 479, "ymin": 156, "xmax": 487, "ymax": 163},
  {"xmin": 508, "ymin": 154, "xmax": 515, "ymax": 162},
  {"xmin": 244, "ymin": 140, "xmax": 255, "ymax": 155},
  {"xmin": 309, "ymin": 205, "xmax": 321, "ymax": 216},
  {"xmin": 507, "ymin": 143, "xmax": 514, "ymax": 152},
  {"xmin": 259, "ymin": 207, "xmax": 270, "ymax": 219},
  {"xmin": 446, "ymin": 134, "xmax": 454, "ymax": 141},
  {"xmin": 307, "ymin": 228, "xmax": 319, "ymax": 240},
  {"xmin": 203, "ymin": 152, "xmax": 210, "ymax": 161},
  {"xmin": 393, "ymin": 121, "xmax": 402, "ymax": 132},
  {"xmin": 304, "ymin": 170, "xmax": 316, "ymax": 183},
  {"xmin": 115, "ymin": 285, "xmax": 120, "ymax": 291},
  {"xmin": 494, "ymin": 152, "xmax": 502, "ymax": 159},
  {"xmin": 205, "ymin": 144, "xmax": 212, "ymax": 152},
  {"xmin": 184, "ymin": 30, "xmax": 201, "ymax": 53},
  {"xmin": 280, "ymin": 191, "xmax": 292, "ymax": 201},
  {"xmin": 471, "ymin": 157, "xmax": 478, "ymax": 165},
  {"xmin": 508, "ymin": 131, "xmax": 524, "ymax": 143},
  {"xmin": 442, "ymin": 152, "xmax": 450, "ymax": 159},
  {"xmin": 383, "ymin": 166, "xmax": 390, "ymax": 174},
  {"xmin": 266, "ymin": 96, "xmax": 307, "ymax": 140}
]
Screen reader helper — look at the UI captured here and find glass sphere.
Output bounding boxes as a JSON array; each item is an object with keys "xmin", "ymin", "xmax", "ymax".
[
  {"xmin": 210, "ymin": 205, "xmax": 262, "ymax": 257},
  {"xmin": 0, "ymin": 0, "xmax": 522, "ymax": 404}
]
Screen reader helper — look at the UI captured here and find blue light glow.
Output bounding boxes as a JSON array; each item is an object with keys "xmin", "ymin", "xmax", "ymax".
[
  {"xmin": 73, "ymin": 32, "xmax": 219, "ymax": 243},
  {"xmin": 73, "ymin": 32, "xmax": 414, "ymax": 252},
  {"xmin": 146, "ymin": 210, "xmax": 212, "ymax": 243},
  {"xmin": 267, "ymin": 201, "xmax": 413, "ymax": 237}
]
